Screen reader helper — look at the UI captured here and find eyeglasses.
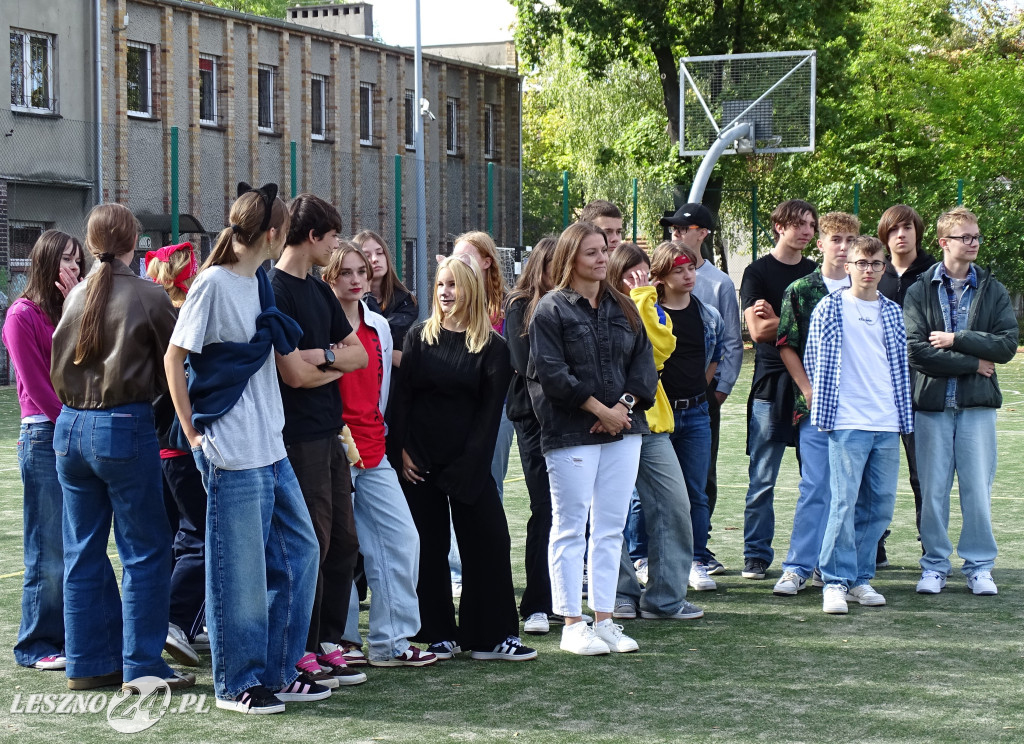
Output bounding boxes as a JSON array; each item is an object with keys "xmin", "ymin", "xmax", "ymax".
[
  {"xmin": 944, "ymin": 234, "xmax": 983, "ymax": 245},
  {"xmin": 846, "ymin": 260, "xmax": 886, "ymax": 272}
]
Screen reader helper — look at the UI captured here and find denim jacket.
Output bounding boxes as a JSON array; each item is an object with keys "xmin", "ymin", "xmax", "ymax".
[{"xmin": 527, "ymin": 287, "xmax": 657, "ymax": 455}]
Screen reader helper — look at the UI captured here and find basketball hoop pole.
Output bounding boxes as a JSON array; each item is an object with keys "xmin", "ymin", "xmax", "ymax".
[{"xmin": 687, "ymin": 122, "xmax": 751, "ymax": 204}]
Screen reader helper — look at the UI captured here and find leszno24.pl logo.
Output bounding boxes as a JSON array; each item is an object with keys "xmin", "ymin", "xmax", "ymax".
[{"xmin": 10, "ymin": 677, "xmax": 210, "ymax": 733}]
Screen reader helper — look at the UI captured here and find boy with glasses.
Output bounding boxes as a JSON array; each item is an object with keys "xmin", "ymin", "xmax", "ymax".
[
  {"xmin": 802, "ymin": 237, "xmax": 913, "ymax": 614},
  {"xmin": 903, "ymin": 207, "xmax": 1018, "ymax": 595}
]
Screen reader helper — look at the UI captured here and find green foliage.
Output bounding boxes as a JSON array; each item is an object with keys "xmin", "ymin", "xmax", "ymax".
[{"xmin": 196, "ymin": 0, "xmax": 289, "ymax": 18}]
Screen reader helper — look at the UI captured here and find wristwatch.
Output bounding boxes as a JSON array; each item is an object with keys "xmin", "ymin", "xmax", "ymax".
[
  {"xmin": 319, "ymin": 347, "xmax": 336, "ymax": 371},
  {"xmin": 618, "ymin": 393, "xmax": 636, "ymax": 412}
]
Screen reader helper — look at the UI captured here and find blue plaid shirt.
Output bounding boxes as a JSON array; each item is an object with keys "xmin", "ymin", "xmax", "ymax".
[
  {"xmin": 804, "ymin": 289, "xmax": 914, "ymax": 433},
  {"xmin": 936, "ymin": 263, "xmax": 978, "ymax": 407}
]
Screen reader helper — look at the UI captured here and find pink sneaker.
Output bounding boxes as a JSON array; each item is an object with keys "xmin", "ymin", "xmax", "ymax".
[
  {"xmin": 295, "ymin": 652, "xmax": 339, "ymax": 689},
  {"xmin": 32, "ymin": 653, "xmax": 67, "ymax": 671}
]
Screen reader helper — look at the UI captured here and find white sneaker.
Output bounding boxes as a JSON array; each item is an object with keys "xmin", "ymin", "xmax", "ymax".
[
  {"xmin": 967, "ymin": 570, "xmax": 998, "ymax": 596},
  {"xmin": 773, "ymin": 570, "xmax": 808, "ymax": 596},
  {"xmin": 822, "ymin": 584, "xmax": 849, "ymax": 614},
  {"xmin": 848, "ymin": 584, "xmax": 886, "ymax": 606},
  {"xmin": 689, "ymin": 562, "xmax": 717, "ymax": 591},
  {"xmin": 165, "ymin": 623, "xmax": 199, "ymax": 666},
  {"xmin": 634, "ymin": 558, "xmax": 649, "ymax": 587},
  {"xmin": 523, "ymin": 612, "xmax": 550, "ymax": 635},
  {"xmin": 559, "ymin": 621, "xmax": 610, "ymax": 656},
  {"xmin": 916, "ymin": 570, "xmax": 946, "ymax": 594},
  {"xmin": 593, "ymin": 619, "xmax": 639, "ymax": 653}
]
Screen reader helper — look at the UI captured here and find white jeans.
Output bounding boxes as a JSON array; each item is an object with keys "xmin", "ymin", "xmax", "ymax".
[{"xmin": 546, "ymin": 436, "xmax": 643, "ymax": 616}]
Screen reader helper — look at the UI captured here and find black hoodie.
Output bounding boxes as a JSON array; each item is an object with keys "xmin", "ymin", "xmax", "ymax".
[{"xmin": 878, "ymin": 249, "xmax": 937, "ymax": 306}]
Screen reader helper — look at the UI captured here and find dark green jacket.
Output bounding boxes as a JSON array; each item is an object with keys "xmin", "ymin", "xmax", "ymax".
[{"xmin": 904, "ymin": 262, "xmax": 1018, "ymax": 411}]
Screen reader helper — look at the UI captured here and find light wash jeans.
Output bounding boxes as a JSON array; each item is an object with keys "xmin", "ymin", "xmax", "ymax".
[
  {"xmin": 15, "ymin": 421, "xmax": 65, "ymax": 667},
  {"xmin": 343, "ymin": 458, "xmax": 421, "ymax": 661},
  {"xmin": 194, "ymin": 450, "xmax": 319, "ymax": 700},
  {"xmin": 449, "ymin": 407, "xmax": 515, "ymax": 585},
  {"xmin": 781, "ymin": 419, "xmax": 831, "ymax": 579},
  {"xmin": 622, "ymin": 489, "xmax": 647, "ymax": 561},
  {"xmin": 743, "ymin": 398, "xmax": 789, "ymax": 565},
  {"xmin": 916, "ymin": 408, "xmax": 998, "ymax": 577},
  {"xmin": 818, "ymin": 430, "xmax": 899, "ymax": 588},
  {"xmin": 55, "ymin": 404, "xmax": 173, "ymax": 682},
  {"xmin": 615, "ymin": 432, "xmax": 693, "ymax": 616},
  {"xmin": 547, "ymin": 436, "xmax": 642, "ymax": 616}
]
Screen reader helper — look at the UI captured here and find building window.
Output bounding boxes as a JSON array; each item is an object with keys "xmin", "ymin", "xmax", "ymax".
[
  {"xmin": 199, "ymin": 55, "xmax": 217, "ymax": 125},
  {"xmin": 10, "ymin": 30, "xmax": 55, "ymax": 112},
  {"xmin": 404, "ymin": 89, "xmax": 415, "ymax": 150},
  {"xmin": 311, "ymin": 74, "xmax": 327, "ymax": 140},
  {"xmin": 446, "ymin": 97, "xmax": 459, "ymax": 155},
  {"xmin": 126, "ymin": 41, "xmax": 153, "ymax": 116},
  {"xmin": 359, "ymin": 82, "xmax": 373, "ymax": 145},
  {"xmin": 484, "ymin": 103, "xmax": 496, "ymax": 159},
  {"xmin": 258, "ymin": 64, "xmax": 275, "ymax": 132}
]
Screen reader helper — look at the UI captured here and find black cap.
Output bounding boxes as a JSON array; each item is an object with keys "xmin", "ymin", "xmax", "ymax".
[{"xmin": 659, "ymin": 203, "xmax": 716, "ymax": 231}]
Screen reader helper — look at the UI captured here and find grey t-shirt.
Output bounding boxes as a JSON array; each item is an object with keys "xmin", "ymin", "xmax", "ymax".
[{"xmin": 170, "ymin": 265, "xmax": 287, "ymax": 470}]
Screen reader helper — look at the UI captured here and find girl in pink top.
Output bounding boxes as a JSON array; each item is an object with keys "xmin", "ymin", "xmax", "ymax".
[{"xmin": 2, "ymin": 229, "xmax": 83, "ymax": 670}]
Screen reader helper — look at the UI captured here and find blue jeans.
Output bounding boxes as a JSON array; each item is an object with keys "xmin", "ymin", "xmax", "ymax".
[
  {"xmin": 819, "ymin": 430, "xmax": 899, "ymax": 588},
  {"xmin": 194, "ymin": 450, "xmax": 319, "ymax": 700},
  {"xmin": 669, "ymin": 402, "xmax": 713, "ymax": 564},
  {"xmin": 781, "ymin": 419, "xmax": 831, "ymax": 578},
  {"xmin": 616, "ymin": 433, "xmax": 693, "ymax": 615},
  {"xmin": 743, "ymin": 398, "xmax": 789, "ymax": 564},
  {"xmin": 55, "ymin": 404, "xmax": 173, "ymax": 681},
  {"xmin": 916, "ymin": 408, "xmax": 998, "ymax": 577},
  {"xmin": 343, "ymin": 458, "xmax": 421, "ymax": 661},
  {"xmin": 15, "ymin": 421, "xmax": 65, "ymax": 667},
  {"xmin": 622, "ymin": 490, "xmax": 647, "ymax": 562}
]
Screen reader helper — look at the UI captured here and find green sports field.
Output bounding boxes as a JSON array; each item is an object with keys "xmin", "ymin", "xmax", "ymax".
[{"xmin": 1, "ymin": 348, "xmax": 1023, "ymax": 743}]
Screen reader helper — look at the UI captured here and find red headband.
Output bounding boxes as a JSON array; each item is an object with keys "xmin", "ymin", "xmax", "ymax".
[
  {"xmin": 673, "ymin": 253, "xmax": 692, "ymax": 267},
  {"xmin": 145, "ymin": 242, "xmax": 198, "ymax": 293}
]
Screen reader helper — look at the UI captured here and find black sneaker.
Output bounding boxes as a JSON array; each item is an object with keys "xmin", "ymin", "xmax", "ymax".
[
  {"xmin": 275, "ymin": 673, "xmax": 332, "ymax": 702},
  {"xmin": 876, "ymin": 529, "xmax": 891, "ymax": 568},
  {"xmin": 470, "ymin": 636, "xmax": 538, "ymax": 661},
  {"xmin": 741, "ymin": 558, "xmax": 769, "ymax": 580},
  {"xmin": 215, "ymin": 685, "xmax": 285, "ymax": 715}
]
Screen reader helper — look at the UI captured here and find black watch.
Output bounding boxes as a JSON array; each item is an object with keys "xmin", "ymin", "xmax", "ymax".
[
  {"xmin": 318, "ymin": 347, "xmax": 335, "ymax": 371},
  {"xmin": 618, "ymin": 393, "xmax": 636, "ymax": 412}
]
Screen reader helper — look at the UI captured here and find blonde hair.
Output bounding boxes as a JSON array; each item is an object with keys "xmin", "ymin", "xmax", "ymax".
[
  {"xmin": 422, "ymin": 256, "xmax": 493, "ymax": 354},
  {"xmin": 818, "ymin": 212, "xmax": 861, "ymax": 237},
  {"xmin": 937, "ymin": 206, "xmax": 979, "ymax": 240},
  {"xmin": 453, "ymin": 230, "xmax": 506, "ymax": 323},
  {"xmin": 323, "ymin": 241, "xmax": 372, "ymax": 286},
  {"xmin": 650, "ymin": 241, "xmax": 699, "ymax": 302},
  {"xmin": 146, "ymin": 245, "xmax": 196, "ymax": 307}
]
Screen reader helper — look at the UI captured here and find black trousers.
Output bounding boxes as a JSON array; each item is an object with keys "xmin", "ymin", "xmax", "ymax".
[
  {"xmin": 515, "ymin": 415, "xmax": 553, "ymax": 619},
  {"xmin": 163, "ymin": 455, "xmax": 207, "ymax": 640},
  {"xmin": 286, "ymin": 435, "xmax": 359, "ymax": 652},
  {"xmin": 404, "ymin": 472, "xmax": 519, "ymax": 652},
  {"xmin": 903, "ymin": 431, "xmax": 924, "ymax": 532}
]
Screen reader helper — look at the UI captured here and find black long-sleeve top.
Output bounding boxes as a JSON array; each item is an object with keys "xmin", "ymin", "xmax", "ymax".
[{"xmin": 388, "ymin": 322, "xmax": 512, "ymax": 504}]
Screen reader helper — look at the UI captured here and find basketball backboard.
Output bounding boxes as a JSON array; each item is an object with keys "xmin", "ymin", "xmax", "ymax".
[{"xmin": 679, "ymin": 50, "xmax": 816, "ymax": 157}]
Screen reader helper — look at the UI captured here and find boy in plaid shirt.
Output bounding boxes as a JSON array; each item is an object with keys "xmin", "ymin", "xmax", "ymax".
[{"xmin": 803, "ymin": 236, "xmax": 914, "ymax": 614}]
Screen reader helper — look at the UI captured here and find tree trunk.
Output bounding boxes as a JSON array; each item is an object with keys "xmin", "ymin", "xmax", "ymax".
[{"xmin": 654, "ymin": 44, "xmax": 680, "ymax": 142}]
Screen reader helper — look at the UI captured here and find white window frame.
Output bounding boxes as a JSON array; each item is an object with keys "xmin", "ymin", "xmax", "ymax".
[
  {"xmin": 359, "ymin": 82, "xmax": 374, "ymax": 145},
  {"xmin": 126, "ymin": 41, "xmax": 153, "ymax": 117},
  {"xmin": 446, "ymin": 96, "xmax": 459, "ymax": 155},
  {"xmin": 10, "ymin": 30, "xmax": 56, "ymax": 113},
  {"xmin": 311, "ymin": 74, "xmax": 327, "ymax": 140},
  {"xmin": 198, "ymin": 54, "xmax": 218, "ymax": 125},
  {"xmin": 403, "ymin": 89, "xmax": 415, "ymax": 150},
  {"xmin": 484, "ymin": 103, "xmax": 496, "ymax": 159},
  {"xmin": 258, "ymin": 64, "xmax": 276, "ymax": 133}
]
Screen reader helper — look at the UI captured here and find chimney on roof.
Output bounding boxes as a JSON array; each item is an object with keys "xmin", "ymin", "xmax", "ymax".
[{"xmin": 287, "ymin": 2, "xmax": 373, "ymax": 38}]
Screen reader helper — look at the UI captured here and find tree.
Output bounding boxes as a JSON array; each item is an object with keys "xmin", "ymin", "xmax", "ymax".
[{"xmin": 196, "ymin": 0, "xmax": 289, "ymax": 18}]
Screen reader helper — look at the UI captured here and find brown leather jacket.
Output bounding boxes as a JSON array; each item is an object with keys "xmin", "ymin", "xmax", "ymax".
[{"xmin": 51, "ymin": 261, "xmax": 177, "ymax": 409}]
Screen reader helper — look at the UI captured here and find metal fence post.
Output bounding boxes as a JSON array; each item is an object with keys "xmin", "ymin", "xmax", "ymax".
[
  {"xmin": 394, "ymin": 155, "xmax": 403, "ymax": 280},
  {"xmin": 290, "ymin": 141, "xmax": 297, "ymax": 199},
  {"xmin": 562, "ymin": 171, "xmax": 570, "ymax": 229},
  {"xmin": 957, "ymin": 178, "xmax": 964, "ymax": 205},
  {"xmin": 632, "ymin": 178, "xmax": 639, "ymax": 242},
  {"xmin": 170, "ymin": 126, "xmax": 179, "ymax": 244},
  {"xmin": 853, "ymin": 182, "xmax": 861, "ymax": 215},
  {"xmin": 487, "ymin": 162, "xmax": 494, "ymax": 236},
  {"xmin": 751, "ymin": 183, "xmax": 758, "ymax": 261}
]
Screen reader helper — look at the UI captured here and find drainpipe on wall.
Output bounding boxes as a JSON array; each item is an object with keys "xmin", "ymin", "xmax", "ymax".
[{"xmin": 94, "ymin": 0, "xmax": 104, "ymax": 204}]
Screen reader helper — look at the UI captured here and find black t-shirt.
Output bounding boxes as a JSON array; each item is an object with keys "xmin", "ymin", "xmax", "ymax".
[
  {"xmin": 740, "ymin": 252, "xmax": 816, "ymax": 398},
  {"xmin": 661, "ymin": 303, "xmax": 706, "ymax": 400},
  {"xmin": 269, "ymin": 268, "xmax": 353, "ymax": 444}
]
